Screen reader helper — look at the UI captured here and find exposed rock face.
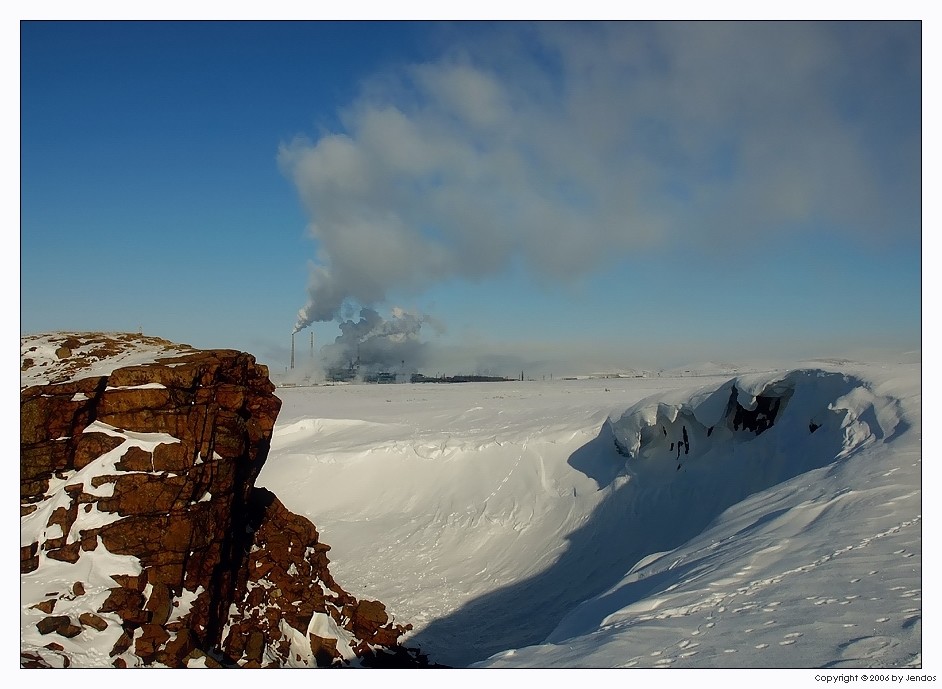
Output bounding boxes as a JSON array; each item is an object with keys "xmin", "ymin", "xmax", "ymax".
[
  {"xmin": 726, "ymin": 385, "xmax": 784, "ymax": 436},
  {"xmin": 21, "ymin": 335, "xmax": 425, "ymax": 668}
]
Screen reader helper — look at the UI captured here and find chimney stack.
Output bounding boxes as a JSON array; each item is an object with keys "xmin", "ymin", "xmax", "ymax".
[{"xmin": 290, "ymin": 332, "xmax": 295, "ymax": 370}]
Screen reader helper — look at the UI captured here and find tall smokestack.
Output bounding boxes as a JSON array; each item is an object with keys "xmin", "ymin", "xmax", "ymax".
[
  {"xmin": 290, "ymin": 332, "xmax": 295, "ymax": 370},
  {"xmin": 310, "ymin": 332, "xmax": 314, "ymax": 360}
]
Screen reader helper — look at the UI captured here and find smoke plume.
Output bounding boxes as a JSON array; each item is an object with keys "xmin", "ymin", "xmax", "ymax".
[
  {"xmin": 320, "ymin": 307, "xmax": 443, "ymax": 374},
  {"xmin": 282, "ymin": 23, "xmax": 918, "ymax": 335}
]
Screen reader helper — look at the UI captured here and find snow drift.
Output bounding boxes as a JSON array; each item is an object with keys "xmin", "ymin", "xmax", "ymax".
[
  {"xmin": 261, "ymin": 363, "xmax": 920, "ymax": 668},
  {"xmin": 479, "ymin": 367, "xmax": 920, "ymax": 668}
]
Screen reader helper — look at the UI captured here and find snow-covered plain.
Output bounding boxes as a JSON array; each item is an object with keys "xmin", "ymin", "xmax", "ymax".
[{"xmin": 259, "ymin": 359, "xmax": 924, "ymax": 670}]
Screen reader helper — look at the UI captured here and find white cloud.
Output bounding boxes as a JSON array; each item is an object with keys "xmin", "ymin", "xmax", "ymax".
[{"xmin": 281, "ymin": 22, "xmax": 920, "ymax": 331}]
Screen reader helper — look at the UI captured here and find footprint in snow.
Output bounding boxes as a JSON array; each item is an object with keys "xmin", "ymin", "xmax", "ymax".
[
  {"xmin": 755, "ymin": 644, "xmax": 769, "ymax": 650},
  {"xmin": 679, "ymin": 651, "xmax": 698, "ymax": 658}
]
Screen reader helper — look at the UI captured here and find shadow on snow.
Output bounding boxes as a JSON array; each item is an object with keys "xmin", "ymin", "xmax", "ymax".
[{"xmin": 406, "ymin": 372, "xmax": 902, "ymax": 667}]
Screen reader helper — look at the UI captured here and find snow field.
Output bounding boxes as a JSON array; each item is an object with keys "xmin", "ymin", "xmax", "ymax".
[{"xmin": 259, "ymin": 363, "xmax": 921, "ymax": 668}]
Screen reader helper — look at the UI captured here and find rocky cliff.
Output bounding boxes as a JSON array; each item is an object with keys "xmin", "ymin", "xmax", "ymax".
[{"xmin": 21, "ymin": 333, "xmax": 426, "ymax": 668}]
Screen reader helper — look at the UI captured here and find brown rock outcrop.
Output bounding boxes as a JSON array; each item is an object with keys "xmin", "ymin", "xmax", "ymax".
[
  {"xmin": 217, "ymin": 487, "xmax": 417, "ymax": 667},
  {"xmin": 21, "ymin": 337, "xmax": 428, "ymax": 668}
]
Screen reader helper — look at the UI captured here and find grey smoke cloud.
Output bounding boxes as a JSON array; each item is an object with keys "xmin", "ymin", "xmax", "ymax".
[
  {"xmin": 281, "ymin": 22, "xmax": 919, "ymax": 333},
  {"xmin": 320, "ymin": 307, "xmax": 445, "ymax": 373}
]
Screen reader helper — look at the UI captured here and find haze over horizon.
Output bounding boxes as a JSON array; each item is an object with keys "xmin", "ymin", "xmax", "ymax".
[{"xmin": 19, "ymin": 19, "xmax": 923, "ymax": 377}]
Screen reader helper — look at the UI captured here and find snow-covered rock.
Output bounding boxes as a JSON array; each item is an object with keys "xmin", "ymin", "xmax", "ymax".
[{"xmin": 21, "ymin": 332, "xmax": 426, "ymax": 668}]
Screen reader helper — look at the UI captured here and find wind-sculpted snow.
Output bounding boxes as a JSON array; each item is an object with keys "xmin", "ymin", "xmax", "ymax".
[
  {"xmin": 478, "ymin": 368, "xmax": 919, "ymax": 668},
  {"xmin": 608, "ymin": 370, "xmax": 902, "ymax": 469},
  {"xmin": 260, "ymin": 365, "xmax": 920, "ymax": 668}
]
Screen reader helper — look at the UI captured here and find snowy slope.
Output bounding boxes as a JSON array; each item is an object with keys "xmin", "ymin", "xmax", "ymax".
[
  {"xmin": 258, "ymin": 360, "xmax": 922, "ymax": 669},
  {"xmin": 480, "ymin": 364, "xmax": 922, "ymax": 668}
]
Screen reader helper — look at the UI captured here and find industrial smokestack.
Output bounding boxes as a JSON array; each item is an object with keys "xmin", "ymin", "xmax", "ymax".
[
  {"xmin": 290, "ymin": 332, "xmax": 296, "ymax": 370},
  {"xmin": 310, "ymin": 332, "xmax": 314, "ymax": 360}
]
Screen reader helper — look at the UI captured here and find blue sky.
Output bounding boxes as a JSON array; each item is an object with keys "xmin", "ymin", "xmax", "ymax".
[{"xmin": 20, "ymin": 20, "xmax": 922, "ymax": 376}]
